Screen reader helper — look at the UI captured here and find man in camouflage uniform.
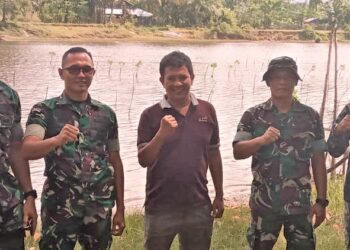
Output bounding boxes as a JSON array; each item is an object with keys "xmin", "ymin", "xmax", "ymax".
[
  {"xmin": 232, "ymin": 56, "xmax": 328, "ymax": 249},
  {"xmin": 327, "ymin": 106, "xmax": 350, "ymax": 249},
  {"xmin": 21, "ymin": 47, "xmax": 125, "ymax": 249},
  {"xmin": 0, "ymin": 80, "xmax": 37, "ymax": 250}
]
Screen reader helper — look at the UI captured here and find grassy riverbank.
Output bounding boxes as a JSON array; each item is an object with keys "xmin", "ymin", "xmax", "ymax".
[
  {"xmin": 24, "ymin": 177, "xmax": 345, "ymax": 250},
  {"xmin": 0, "ymin": 21, "xmax": 341, "ymax": 43}
]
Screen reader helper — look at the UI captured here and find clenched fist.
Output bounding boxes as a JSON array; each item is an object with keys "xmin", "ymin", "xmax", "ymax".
[
  {"xmin": 158, "ymin": 115, "xmax": 178, "ymax": 139},
  {"xmin": 54, "ymin": 124, "xmax": 80, "ymax": 146},
  {"xmin": 260, "ymin": 126, "xmax": 280, "ymax": 145}
]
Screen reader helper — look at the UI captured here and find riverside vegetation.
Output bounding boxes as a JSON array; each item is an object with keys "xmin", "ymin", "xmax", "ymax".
[
  {"xmin": 24, "ymin": 177, "xmax": 345, "ymax": 250},
  {"xmin": 2, "ymin": 1, "xmax": 350, "ymax": 42},
  {"xmin": 2, "ymin": 21, "xmax": 350, "ymax": 43}
]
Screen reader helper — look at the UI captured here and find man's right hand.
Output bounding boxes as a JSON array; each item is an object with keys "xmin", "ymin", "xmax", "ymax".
[
  {"xmin": 158, "ymin": 115, "xmax": 178, "ymax": 139},
  {"xmin": 335, "ymin": 115, "xmax": 350, "ymax": 135},
  {"xmin": 260, "ymin": 126, "xmax": 280, "ymax": 145},
  {"xmin": 23, "ymin": 197, "xmax": 37, "ymax": 236},
  {"xmin": 54, "ymin": 124, "xmax": 79, "ymax": 146}
]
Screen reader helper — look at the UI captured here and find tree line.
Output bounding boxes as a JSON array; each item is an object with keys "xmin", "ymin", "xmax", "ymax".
[{"xmin": 1, "ymin": 0, "xmax": 350, "ymax": 30}]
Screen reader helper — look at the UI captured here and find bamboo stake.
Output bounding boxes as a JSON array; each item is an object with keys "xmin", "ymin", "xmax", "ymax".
[
  {"xmin": 319, "ymin": 28, "xmax": 334, "ymax": 121},
  {"xmin": 334, "ymin": 27, "xmax": 338, "ymax": 125},
  {"xmin": 330, "ymin": 27, "xmax": 338, "ymax": 177}
]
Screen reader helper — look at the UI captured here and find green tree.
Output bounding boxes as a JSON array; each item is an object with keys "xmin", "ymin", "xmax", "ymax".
[
  {"xmin": 0, "ymin": 0, "xmax": 30, "ymax": 23},
  {"xmin": 330, "ymin": 0, "xmax": 350, "ymax": 28},
  {"xmin": 234, "ymin": 0, "xmax": 307, "ymax": 29},
  {"xmin": 309, "ymin": 0, "xmax": 322, "ymax": 11},
  {"xmin": 135, "ymin": 0, "xmax": 231, "ymax": 27},
  {"xmin": 39, "ymin": 0, "xmax": 88, "ymax": 23}
]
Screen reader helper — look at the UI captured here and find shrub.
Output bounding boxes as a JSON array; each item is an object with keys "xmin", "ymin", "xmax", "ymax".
[
  {"xmin": 212, "ymin": 22, "xmax": 244, "ymax": 39},
  {"xmin": 343, "ymin": 24, "xmax": 350, "ymax": 40},
  {"xmin": 299, "ymin": 24, "xmax": 316, "ymax": 40}
]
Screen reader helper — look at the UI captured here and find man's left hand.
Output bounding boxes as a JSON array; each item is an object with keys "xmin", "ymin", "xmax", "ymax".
[
  {"xmin": 23, "ymin": 197, "xmax": 37, "ymax": 236},
  {"xmin": 111, "ymin": 209, "xmax": 125, "ymax": 236},
  {"xmin": 212, "ymin": 196, "xmax": 224, "ymax": 218},
  {"xmin": 310, "ymin": 203, "xmax": 326, "ymax": 229}
]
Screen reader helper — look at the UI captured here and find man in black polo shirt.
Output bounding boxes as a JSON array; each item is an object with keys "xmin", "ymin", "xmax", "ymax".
[{"xmin": 137, "ymin": 51, "xmax": 224, "ymax": 250}]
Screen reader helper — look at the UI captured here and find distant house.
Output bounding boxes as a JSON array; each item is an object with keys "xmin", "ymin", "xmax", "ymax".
[
  {"xmin": 303, "ymin": 17, "xmax": 329, "ymax": 29},
  {"xmin": 304, "ymin": 18, "xmax": 320, "ymax": 25},
  {"xmin": 105, "ymin": 1, "xmax": 153, "ymax": 25}
]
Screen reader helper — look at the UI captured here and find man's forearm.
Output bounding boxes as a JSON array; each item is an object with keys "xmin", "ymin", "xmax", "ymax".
[
  {"xmin": 9, "ymin": 142, "xmax": 33, "ymax": 192},
  {"xmin": 138, "ymin": 131, "xmax": 166, "ymax": 167},
  {"xmin": 22, "ymin": 136, "xmax": 60, "ymax": 160},
  {"xmin": 209, "ymin": 148, "xmax": 223, "ymax": 198},
  {"xmin": 311, "ymin": 153, "xmax": 327, "ymax": 199},
  {"xmin": 110, "ymin": 151, "xmax": 125, "ymax": 210},
  {"xmin": 115, "ymin": 169, "xmax": 125, "ymax": 210},
  {"xmin": 233, "ymin": 136, "xmax": 265, "ymax": 159}
]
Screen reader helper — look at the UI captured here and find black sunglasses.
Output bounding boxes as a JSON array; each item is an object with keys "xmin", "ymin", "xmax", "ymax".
[{"xmin": 62, "ymin": 65, "xmax": 95, "ymax": 75}]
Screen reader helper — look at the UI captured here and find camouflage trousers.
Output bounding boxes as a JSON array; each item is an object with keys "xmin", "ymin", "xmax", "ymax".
[
  {"xmin": 0, "ymin": 228, "xmax": 24, "ymax": 250},
  {"xmin": 0, "ymin": 172, "xmax": 23, "ymax": 233},
  {"xmin": 344, "ymin": 202, "xmax": 350, "ymax": 249},
  {"xmin": 39, "ymin": 192, "xmax": 113, "ymax": 250},
  {"xmin": 247, "ymin": 211, "xmax": 315, "ymax": 250}
]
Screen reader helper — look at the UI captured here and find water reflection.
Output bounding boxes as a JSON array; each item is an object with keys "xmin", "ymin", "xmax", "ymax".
[{"xmin": 0, "ymin": 41, "xmax": 348, "ymax": 209}]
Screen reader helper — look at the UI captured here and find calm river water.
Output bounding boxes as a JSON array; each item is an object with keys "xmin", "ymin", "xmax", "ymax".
[{"xmin": 0, "ymin": 41, "xmax": 348, "ymax": 210}]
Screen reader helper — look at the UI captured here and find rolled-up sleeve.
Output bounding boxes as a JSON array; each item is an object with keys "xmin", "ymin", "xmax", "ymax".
[
  {"xmin": 232, "ymin": 110, "xmax": 254, "ymax": 147},
  {"xmin": 24, "ymin": 103, "xmax": 48, "ymax": 139},
  {"xmin": 107, "ymin": 110, "xmax": 120, "ymax": 152},
  {"xmin": 311, "ymin": 111, "xmax": 327, "ymax": 154}
]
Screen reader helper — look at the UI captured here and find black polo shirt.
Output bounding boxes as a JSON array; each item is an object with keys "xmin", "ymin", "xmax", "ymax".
[{"xmin": 137, "ymin": 94, "xmax": 220, "ymax": 212}]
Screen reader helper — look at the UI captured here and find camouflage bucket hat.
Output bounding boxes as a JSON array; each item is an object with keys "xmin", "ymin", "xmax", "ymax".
[{"xmin": 262, "ymin": 56, "xmax": 302, "ymax": 82}]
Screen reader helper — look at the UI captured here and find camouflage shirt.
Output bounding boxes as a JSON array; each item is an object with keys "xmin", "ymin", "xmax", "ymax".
[
  {"xmin": 327, "ymin": 104, "xmax": 350, "ymax": 202},
  {"xmin": 25, "ymin": 93, "xmax": 119, "ymax": 213},
  {"xmin": 233, "ymin": 99, "xmax": 327, "ymax": 215},
  {"xmin": 0, "ymin": 80, "xmax": 24, "ymax": 233}
]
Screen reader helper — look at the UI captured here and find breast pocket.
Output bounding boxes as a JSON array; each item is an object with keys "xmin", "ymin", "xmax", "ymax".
[{"xmin": 289, "ymin": 132, "xmax": 315, "ymax": 162}]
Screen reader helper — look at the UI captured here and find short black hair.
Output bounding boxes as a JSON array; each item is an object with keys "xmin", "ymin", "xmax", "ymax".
[
  {"xmin": 159, "ymin": 51, "xmax": 194, "ymax": 78},
  {"xmin": 61, "ymin": 47, "xmax": 93, "ymax": 66}
]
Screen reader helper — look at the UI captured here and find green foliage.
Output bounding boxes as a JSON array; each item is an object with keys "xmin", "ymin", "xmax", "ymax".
[
  {"xmin": 38, "ymin": 0, "xmax": 88, "ymax": 23},
  {"xmin": 135, "ymin": 0, "xmax": 233, "ymax": 28},
  {"xmin": 299, "ymin": 24, "xmax": 316, "ymax": 40},
  {"xmin": 292, "ymin": 89, "xmax": 299, "ymax": 101},
  {"xmin": 240, "ymin": 24, "xmax": 253, "ymax": 32},
  {"xmin": 309, "ymin": 0, "xmax": 322, "ymax": 11},
  {"xmin": 212, "ymin": 22, "xmax": 244, "ymax": 39},
  {"xmin": 0, "ymin": 0, "xmax": 30, "ymax": 22},
  {"xmin": 234, "ymin": 0, "xmax": 306, "ymax": 29},
  {"xmin": 344, "ymin": 24, "xmax": 350, "ymax": 40},
  {"xmin": 3, "ymin": 0, "xmax": 350, "ymax": 32},
  {"xmin": 210, "ymin": 6, "xmax": 244, "ymax": 39}
]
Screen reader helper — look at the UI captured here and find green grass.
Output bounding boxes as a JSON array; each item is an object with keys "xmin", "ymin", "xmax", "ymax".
[{"xmin": 25, "ymin": 177, "xmax": 346, "ymax": 249}]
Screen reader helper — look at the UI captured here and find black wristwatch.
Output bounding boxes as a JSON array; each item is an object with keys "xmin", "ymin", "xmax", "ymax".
[
  {"xmin": 316, "ymin": 198, "xmax": 329, "ymax": 208},
  {"xmin": 23, "ymin": 190, "xmax": 38, "ymax": 200}
]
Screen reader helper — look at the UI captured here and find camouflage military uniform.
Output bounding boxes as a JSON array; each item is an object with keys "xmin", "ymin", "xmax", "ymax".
[
  {"xmin": 233, "ymin": 99, "xmax": 327, "ymax": 249},
  {"xmin": 327, "ymin": 104, "xmax": 350, "ymax": 249},
  {"xmin": 0, "ymin": 80, "xmax": 25, "ymax": 249},
  {"xmin": 25, "ymin": 93, "xmax": 120, "ymax": 250}
]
